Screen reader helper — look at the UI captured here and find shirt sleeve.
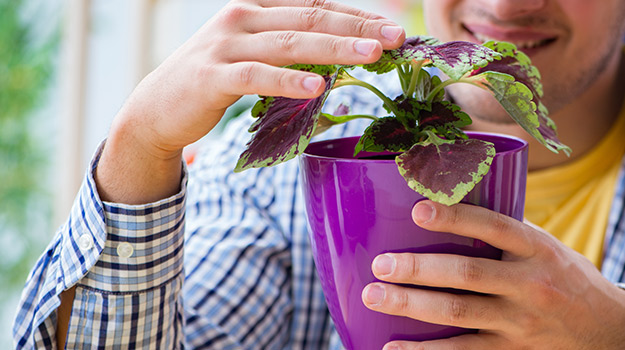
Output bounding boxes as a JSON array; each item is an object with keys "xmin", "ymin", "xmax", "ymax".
[{"xmin": 12, "ymin": 141, "xmax": 188, "ymax": 349}]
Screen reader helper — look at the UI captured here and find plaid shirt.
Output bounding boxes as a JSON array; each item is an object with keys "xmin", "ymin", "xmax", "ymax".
[{"xmin": 13, "ymin": 73, "xmax": 625, "ymax": 349}]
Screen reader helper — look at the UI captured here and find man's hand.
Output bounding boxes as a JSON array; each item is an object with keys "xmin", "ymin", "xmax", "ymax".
[
  {"xmin": 362, "ymin": 200, "xmax": 625, "ymax": 349},
  {"xmin": 96, "ymin": 0, "xmax": 406, "ymax": 204}
]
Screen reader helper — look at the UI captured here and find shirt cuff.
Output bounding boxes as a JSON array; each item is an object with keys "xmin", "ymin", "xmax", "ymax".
[{"xmin": 61, "ymin": 140, "xmax": 188, "ymax": 294}]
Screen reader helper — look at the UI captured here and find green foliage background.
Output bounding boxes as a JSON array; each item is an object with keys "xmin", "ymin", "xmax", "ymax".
[{"xmin": 0, "ymin": 0, "xmax": 58, "ymax": 343}]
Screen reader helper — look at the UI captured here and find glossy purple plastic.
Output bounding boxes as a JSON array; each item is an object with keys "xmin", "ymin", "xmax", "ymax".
[{"xmin": 299, "ymin": 132, "xmax": 528, "ymax": 350}]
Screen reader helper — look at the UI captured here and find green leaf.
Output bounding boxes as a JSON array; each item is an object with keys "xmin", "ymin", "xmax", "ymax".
[
  {"xmin": 473, "ymin": 71, "xmax": 545, "ymax": 145},
  {"xmin": 470, "ymin": 42, "xmax": 570, "ymax": 155}
]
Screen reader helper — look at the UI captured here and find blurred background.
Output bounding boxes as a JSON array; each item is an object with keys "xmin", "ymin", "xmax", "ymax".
[{"xmin": 0, "ymin": 0, "xmax": 423, "ymax": 346}]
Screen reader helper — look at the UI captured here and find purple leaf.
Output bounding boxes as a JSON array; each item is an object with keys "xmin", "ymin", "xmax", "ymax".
[
  {"xmin": 355, "ymin": 117, "xmax": 418, "ymax": 154},
  {"xmin": 392, "ymin": 99, "xmax": 471, "ymax": 140},
  {"xmin": 387, "ymin": 37, "xmax": 502, "ymax": 80},
  {"xmin": 362, "ymin": 36, "xmax": 442, "ymax": 74},
  {"xmin": 396, "ymin": 139, "xmax": 495, "ymax": 205},
  {"xmin": 333, "ymin": 103, "xmax": 350, "ymax": 116},
  {"xmin": 235, "ymin": 68, "xmax": 340, "ymax": 171},
  {"xmin": 418, "ymin": 101, "xmax": 471, "ymax": 130}
]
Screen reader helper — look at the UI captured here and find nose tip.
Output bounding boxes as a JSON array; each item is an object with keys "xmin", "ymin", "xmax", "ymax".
[{"xmin": 484, "ymin": 0, "xmax": 547, "ymax": 20}]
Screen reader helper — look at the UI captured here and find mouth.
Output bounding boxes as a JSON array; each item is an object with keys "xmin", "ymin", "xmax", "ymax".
[{"xmin": 462, "ymin": 23, "xmax": 557, "ymax": 55}]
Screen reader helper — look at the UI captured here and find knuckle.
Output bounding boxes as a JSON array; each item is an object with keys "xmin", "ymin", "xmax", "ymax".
[
  {"xmin": 195, "ymin": 64, "xmax": 216, "ymax": 85},
  {"xmin": 353, "ymin": 18, "xmax": 369, "ymax": 37},
  {"xmin": 276, "ymin": 70, "xmax": 292, "ymax": 90},
  {"xmin": 394, "ymin": 289, "xmax": 412, "ymax": 313},
  {"xmin": 275, "ymin": 31, "xmax": 299, "ymax": 52},
  {"xmin": 305, "ymin": 0, "xmax": 330, "ymax": 10},
  {"xmin": 516, "ymin": 311, "xmax": 542, "ymax": 337},
  {"xmin": 407, "ymin": 255, "xmax": 421, "ymax": 279},
  {"xmin": 446, "ymin": 205, "xmax": 462, "ymax": 226},
  {"xmin": 458, "ymin": 259, "xmax": 483, "ymax": 283},
  {"xmin": 209, "ymin": 35, "xmax": 231, "ymax": 57},
  {"xmin": 443, "ymin": 297, "xmax": 468, "ymax": 323},
  {"xmin": 219, "ymin": 4, "xmax": 251, "ymax": 25},
  {"xmin": 538, "ymin": 240, "xmax": 561, "ymax": 263},
  {"xmin": 392, "ymin": 342, "xmax": 426, "ymax": 350},
  {"xmin": 299, "ymin": 8, "xmax": 325, "ymax": 31},
  {"xmin": 236, "ymin": 63, "xmax": 257, "ymax": 87},
  {"xmin": 532, "ymin": 277, "xmax": 564, "ymax": 307},
  {"xmin": 488, "ymin": 212, "xmax": 512, "ymax": 235},
  {"xmin": 325, "ymin": 38, "xmax": 344, "ymax": 57}
]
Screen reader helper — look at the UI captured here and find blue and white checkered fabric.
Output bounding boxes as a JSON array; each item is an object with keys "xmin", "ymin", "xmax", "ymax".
[{"xmin": 12, "ymin": 70, "xmax": 625, "ymax": 349}]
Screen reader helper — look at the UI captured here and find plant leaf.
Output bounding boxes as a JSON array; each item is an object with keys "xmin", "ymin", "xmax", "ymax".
[
  {"xmin": 396, "ymin": 139, "xmax": 495, "ymax": 206},
  {"xmin": 314, "ymin": 103, "xmax": 357, "ymax": 136},
  {"xmin": 471, "ymin": 42, "xmax": 571, "ymax": 155},
  {"xmin": 354, "ymin": 117, "xmax": 417, "ymax": 155},
  {"xmin": 473, "ymin": 71, "xmax": 544, "ymax": 141},
  {"xmin": 361, "ymin": 36, "xmax": 442, "ymax": 74},
  {"xmin": 418, "ymin": 101, "xmax": 472, "ymax": 130},
  {"xmin": 235, "ymin": 67, "xmax": 340, "ymax": 171},
  {"xmin": 392, "ymin": 99, "xmax": 471, "ymax": 140},
  {"xmin": 413, "ymin": 69, "xmax": 445, "ymax": 101},
  {"xmin": 314, "ymin": 103, "xmax": 378, "ymax": 136},
  {"xmin": 384, "ymin": 37, "xmax": 502, "ymax": 80}
]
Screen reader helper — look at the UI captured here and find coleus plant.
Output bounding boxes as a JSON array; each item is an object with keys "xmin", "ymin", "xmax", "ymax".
[{"xmin": 234, "ymin": 36, "xmax": 571, "ymax": 205}]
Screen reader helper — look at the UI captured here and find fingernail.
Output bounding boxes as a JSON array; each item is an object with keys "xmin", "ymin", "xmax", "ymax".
[
  {"xmin": 363, "ymin": 284, "xmax": 385, "ymax": 306},
  {"xmin": 302, "ymin": 76, "xmax": 323, "ymax": 92},
  {"xmin": 354, "ymin": 39, "xmax": 378, "ymax": 56},
  {"xmin": 383, "ymin": 344, "xmax": 400, "ymax": 350},
  {"xmin": 373, "ymin": 254, "xmax": 395, "ymax": 276},
  {"xmin": 413, "ymin": 202, "xmax": 434, "ymax": 224},
  {"xmin": 381, "ymin": 25, "xmax": 403, "ymax": 41}
]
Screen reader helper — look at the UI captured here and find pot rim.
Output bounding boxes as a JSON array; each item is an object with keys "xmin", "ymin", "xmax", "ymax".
[{"xmin": 302, "ymin": 131, "xmax": 529, "ymax": 162}]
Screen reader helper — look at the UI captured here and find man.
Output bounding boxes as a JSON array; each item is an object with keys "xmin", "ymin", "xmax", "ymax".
[{"xmin": 14, "ymin": 0, "xmax": 625, "ymax": 348}]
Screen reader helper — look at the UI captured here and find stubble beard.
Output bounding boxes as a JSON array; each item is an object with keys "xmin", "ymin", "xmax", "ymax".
[{"xmin": 446, "ymin": 5, "xmax": 625, "ymax": 126}]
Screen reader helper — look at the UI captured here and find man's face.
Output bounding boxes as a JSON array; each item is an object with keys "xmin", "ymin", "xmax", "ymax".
[{"xmin": 422, "ymin": 0, "xmax": 625, "ymax": 124}]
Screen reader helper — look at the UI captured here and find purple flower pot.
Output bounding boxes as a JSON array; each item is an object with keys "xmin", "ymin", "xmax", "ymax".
[{"xmin": 299, "ymin": 132, "xmax": 528, "ymax": 350}]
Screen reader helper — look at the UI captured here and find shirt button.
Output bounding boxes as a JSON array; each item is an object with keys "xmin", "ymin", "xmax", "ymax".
[
  {"xmin": 78, "ymin": 234, "xmax": 94, "ymax": 251},
  {"xmin": 117, "ymin": 242, "xmax": 134, "ymax": 258}
]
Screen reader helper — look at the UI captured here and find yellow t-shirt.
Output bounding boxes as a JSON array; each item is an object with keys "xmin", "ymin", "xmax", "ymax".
[{"xmin": 525, "ymin": 105, "xmax": 625, "ymax": 268}]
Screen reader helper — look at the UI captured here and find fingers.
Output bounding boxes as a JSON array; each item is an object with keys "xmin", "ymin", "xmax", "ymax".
[
  {"xmin": 255, "ymin": 0, "xmax": 388, "ymax": 21},
  {"xmin": 203, "ymin": 0, "xmax": 405, "ymax": 100},
  {"xmin": 237, "ymin": 6, "xmax": 404, "ymax": 49},
  {"xmin": 361, "ymin": 282, "xmax": 506, "ymax": 330},
  {"xmin": 383, "ymin": 332, "xmax": 499, "ymax": 350},
  {"xmin": 233, "ymin": 32, "xmax": 384, "ymax": 66},
  {"xmin": 214, "ymin": 1, "xmax": 405, "ymax": 63},
  {"xmin": 221, "ymin": 62, "xmax": 326, "ymax": 99},
  {"xmin": 412, "ymin": 201, "xmax": 537, "ymax": 258},
  {"xmin": 371, "ymin": 253, "xmax": 519, "ymax": 295}
]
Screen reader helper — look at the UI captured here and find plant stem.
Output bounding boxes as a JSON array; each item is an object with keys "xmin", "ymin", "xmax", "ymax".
[
  {"xmin": 426, "ymin": 75, "xmax": 489, "ymax": 101},
  {"xmin": 425, "ymin": 78, "xmax": 456, "ymax": 101},
  {"xmin": 324, "ymin": 113, "xmax": 379, "ymax": 123},
  {"xmin": 334, "ymin": 73, "xmax": 401, "ymax": 117},
  {"xmin": 397, "ymin": 65, "xmax": 409, "ymax": 93},
  {"xmin": 406, "ymin": 61, "xmax": 424, "ymax": 97}
]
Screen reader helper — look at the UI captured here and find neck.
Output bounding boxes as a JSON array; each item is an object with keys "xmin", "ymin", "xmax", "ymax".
[{"xmin": 471, "ymin": 50, "xmax": 625, "ymax": 172}]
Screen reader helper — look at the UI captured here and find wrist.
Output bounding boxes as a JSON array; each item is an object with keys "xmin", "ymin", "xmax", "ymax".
[{"xmin": 96, "ymin": 113, "xmax": 183, "ymax": 204}]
